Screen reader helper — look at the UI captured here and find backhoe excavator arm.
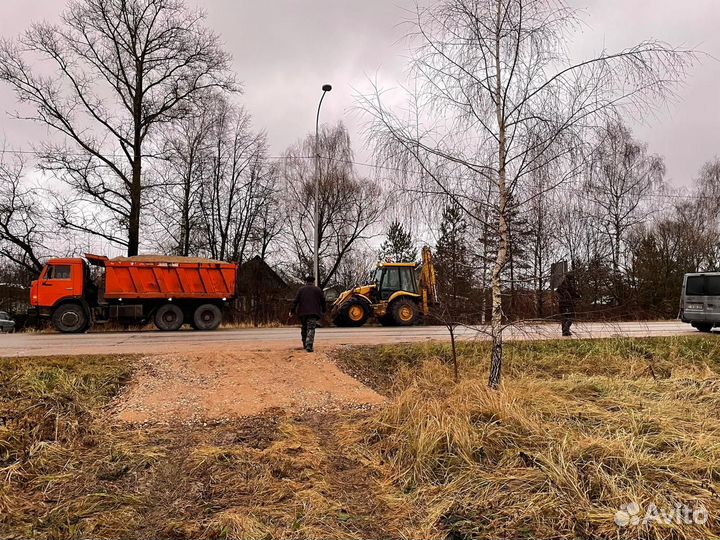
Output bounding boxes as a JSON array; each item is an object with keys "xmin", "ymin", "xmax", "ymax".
[{"xmin": 419, "ymin": 246, "xmax": 438, "ymax": 317}]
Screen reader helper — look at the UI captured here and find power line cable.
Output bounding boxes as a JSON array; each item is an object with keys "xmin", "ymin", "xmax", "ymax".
[{"xmin": 2, "ymin": 147, "xmax": 713, "ymax": 201}]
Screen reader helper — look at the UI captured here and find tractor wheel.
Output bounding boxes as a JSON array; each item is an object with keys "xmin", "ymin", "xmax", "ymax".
[
  {"xmin": 154, "ymin": 303, "xmax": 184, "ymax": 331},
  {"xmin": 391, "ymin": 298, "xmax": 419, "ymax": 326},
  {"xmin": 333, "ymin": 311, "xmax": 349, "ymax": 327},
  {"xmin": 52, "ymin": 303, "xmax": 88, "ymax": 334},
  {"xmin": 192, "ymin": 304, "xmax": 223, "ymax": 331},
  {"xmin": 339, "ymin": 299, "xmax": 369, "ymax": 327}
]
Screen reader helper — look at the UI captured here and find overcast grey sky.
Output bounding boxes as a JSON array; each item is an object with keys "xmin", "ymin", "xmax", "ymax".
[{"xmin": 0, "ymin": 0, "xmax": 718, "ymax": 188}]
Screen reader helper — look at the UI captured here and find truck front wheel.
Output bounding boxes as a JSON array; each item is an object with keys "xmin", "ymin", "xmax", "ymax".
[
  {"xmin": 154, "ymin": 304, "xmax": 184, "ymax": 331},
  {"xmin": 52, "ymin": 303, "xmax": 88, "ymax": 333},
  {"xmin": 192, "ymin": 304, "xmax": 222, "ymax": 331}
]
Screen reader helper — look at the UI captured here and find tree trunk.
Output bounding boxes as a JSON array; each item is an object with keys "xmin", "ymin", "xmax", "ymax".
[
  {"xmin": 449, "ymin": 323, "xmax": 459, "ymax": 383},
  {"xmin": 535, "ymin": 194, "xmax": 545, "ymax": 318},
  {"xmin": 128, "ymin": 67, "xmax": 143, "ymax": 257},
  {"xmin": 614, "ymin": 222, "xmax": 622, "ymax": 305},
  {"xmin": 181, "ymin": 197, "xmax": 190, "ymax": 256},
  {"xmin": 181, "ymin": 159, "xmax": 192, "ymax": 256},
  {"xmin": 128, "ymin": 159, "xmax": 142, "ymax": 256},
  {"xmin": 490, "ymin": 182, "xmax": 509, "ymax": 389},
  {"xmin": 489, "ymin": 0, "xmax": 508, "ymax": 390},
  {"xmin": 508, "ymin": 243, "xmax": 515, "ymax": 319},
  {"xmin": 537, "ymin": 261, "xmax": 544, "ymax": 317}
]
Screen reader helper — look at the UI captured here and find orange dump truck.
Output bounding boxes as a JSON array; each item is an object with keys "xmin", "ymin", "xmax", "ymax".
[{"xmin": 29, "ymin": 254, "xmax": 238, "ymax": 333}]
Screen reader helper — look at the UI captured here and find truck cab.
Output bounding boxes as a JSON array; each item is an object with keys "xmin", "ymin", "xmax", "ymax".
[
  {"xmin": 680, "ymin": 272, "xmax": 720, "ymax": 333},
  {"xmin": 31, "ymin": 259, "xmax": 86, "ymax": 309},
  {"xmin": 30, "ymin": 258, "xmax": 90, "ymax": 333}
]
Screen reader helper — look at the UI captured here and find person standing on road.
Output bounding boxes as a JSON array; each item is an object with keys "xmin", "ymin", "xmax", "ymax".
[
  {"xmin": 556, "ymin": 271, "xmax": 580, "ymax": 337},
  {"xmin": 291, "ymin": 275, "xmax": 327, "ymax": 352}
]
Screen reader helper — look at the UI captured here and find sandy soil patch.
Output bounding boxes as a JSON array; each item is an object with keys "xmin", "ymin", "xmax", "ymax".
[{"xmin": 114, "ymin": 348, "xmax": 385, "ymax": 423}]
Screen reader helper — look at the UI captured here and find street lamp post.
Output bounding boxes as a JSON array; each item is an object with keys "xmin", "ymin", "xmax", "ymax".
[{"xmin": 314, "ymin": 83, "xmax": 332, "ymax": 288}]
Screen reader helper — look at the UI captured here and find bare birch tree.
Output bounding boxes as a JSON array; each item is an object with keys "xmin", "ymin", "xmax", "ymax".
[
  {"xmin": 0, "ymin": 0, "xmax": 235, "ymax": 255},
  {"xmin": 360, "ymin": 0, "xmax": 696, "ymax": 388}
]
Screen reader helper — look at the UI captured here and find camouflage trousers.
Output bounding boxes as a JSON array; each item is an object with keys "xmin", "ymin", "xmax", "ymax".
[
  {"xmin": 560, "ymin": 308, "xmax": 575, "ymax": 336},
  {"xmin": 300, "ymin": 316, "xmax": 318, "ymax": 351}
]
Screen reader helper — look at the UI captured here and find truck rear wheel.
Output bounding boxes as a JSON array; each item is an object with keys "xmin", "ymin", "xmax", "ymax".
[
  {"xmin": 192, "ymin": 304, "xmax": 222, "ymax": 331},
  {"xmin": 52, "ymin": 303, "xmax": 88, "ymax": 334},
  {"xmin": 154, "ymin": 304, "xmax": 184, "ymax": 331},
  {"xmin": 392, "ymin": 298, "xmax": 419, "ymax": 326}
]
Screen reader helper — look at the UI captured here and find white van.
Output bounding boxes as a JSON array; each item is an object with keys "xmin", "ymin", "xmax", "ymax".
[{"xmin": 680, "ymin": 273, "xmax": 720, "ymax": 333}]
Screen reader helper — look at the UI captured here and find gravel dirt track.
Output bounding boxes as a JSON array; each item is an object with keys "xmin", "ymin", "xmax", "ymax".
[{"xmin": 113, "ymin": 349, "xmax": 385, "ymax": 423}]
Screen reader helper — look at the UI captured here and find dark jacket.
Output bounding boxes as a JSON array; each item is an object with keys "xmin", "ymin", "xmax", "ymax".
[
  {"xmin": 292, "ymin": 284, "xmax": 327, "ymax": 318},
  {"xmin": 557, "ymin": 276, "xmax": 580, "ymax": 312}
]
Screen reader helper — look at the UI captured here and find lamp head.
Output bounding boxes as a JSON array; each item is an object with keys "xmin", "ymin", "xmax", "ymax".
[{"xmin": 322, "ymin": 84, "xmax": 332, "ymax": 92}]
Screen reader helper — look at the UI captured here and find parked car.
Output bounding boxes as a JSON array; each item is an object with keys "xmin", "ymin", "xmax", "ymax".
[
  {"xmin": 680, "ymin": 273, "xmax": 720, "ymax": 333},
  {"xmin": 0, "ymin": 311, "xmax": 15, "ymax": 333}
]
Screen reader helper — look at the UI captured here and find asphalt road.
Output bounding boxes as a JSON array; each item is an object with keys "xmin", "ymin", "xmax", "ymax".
[{"xmin": 0, "ymin": 320, "xmax": 707, "ymax": 357}]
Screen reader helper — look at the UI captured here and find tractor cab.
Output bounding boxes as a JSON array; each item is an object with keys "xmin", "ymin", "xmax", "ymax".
[{"xmin": 373, "ymin": 263, "xmax": 419, "ymax": 300}]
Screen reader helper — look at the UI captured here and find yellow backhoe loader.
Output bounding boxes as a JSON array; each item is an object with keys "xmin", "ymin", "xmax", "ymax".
[{"xmin": 330, "ymin": 246, "xmax": 438, "ymax": 327}]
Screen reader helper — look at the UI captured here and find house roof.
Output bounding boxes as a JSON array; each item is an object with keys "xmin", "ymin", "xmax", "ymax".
[{"xmin": 237, "ymin": 256, "xmax": 287, "ymax": 291}]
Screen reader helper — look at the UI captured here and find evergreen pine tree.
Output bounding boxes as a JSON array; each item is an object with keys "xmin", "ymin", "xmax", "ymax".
[
  {"xmin": 378, "ymin": 221, "xmax": 418, "ymax": 262},
  {"xmin": 435, "ymin": 205, "xmax": 474, "ymax": 308}
]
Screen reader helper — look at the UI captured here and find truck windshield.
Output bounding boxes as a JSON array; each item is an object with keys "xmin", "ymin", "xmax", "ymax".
[{"xmin": 46, "ymin": 265, "xmax": 71, "ymax": 280}]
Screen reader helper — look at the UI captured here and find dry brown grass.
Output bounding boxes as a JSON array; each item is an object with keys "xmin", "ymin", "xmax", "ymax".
[
  {"xmin": 339, "ymin": 336, "xmax": 720, "ymax": 539},
  {"xmin": 0, "ymin": 355, "xmax": 410, "ymax": 539},
  {"xmin": 3, "ymin": 336, "xmax": 720, "ymax": 539}
]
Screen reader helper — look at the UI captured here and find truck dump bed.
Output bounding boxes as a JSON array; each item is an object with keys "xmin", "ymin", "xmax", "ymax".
[{"xmin": 85, "ymin": 254, "xmax": 237, "ymax": 300}]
